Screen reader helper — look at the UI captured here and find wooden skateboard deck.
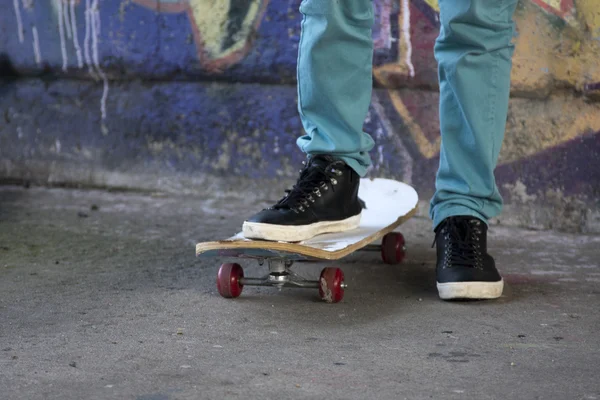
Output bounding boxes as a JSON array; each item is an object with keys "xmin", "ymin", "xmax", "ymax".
[{"xmin": 196, "ymin": 178, "xmax": 418, "ymax": 302}]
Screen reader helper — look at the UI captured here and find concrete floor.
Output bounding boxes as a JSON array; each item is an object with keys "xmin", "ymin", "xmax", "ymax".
[{"xmin": 0, "ymin": 185, "xmax": 599, "ymax": 400}]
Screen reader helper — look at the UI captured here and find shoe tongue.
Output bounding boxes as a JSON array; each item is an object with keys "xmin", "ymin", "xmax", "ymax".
[
  {"xmin": 447, "ymin": 217, "xmax": 483, "ymax": 241},
  {"xmin": 450, "ymin": 216, "xmax": 482, "ymax": 226},
  {"xmin": 308, "ymin": 155, "xmax": 338, "ymax": 169}
]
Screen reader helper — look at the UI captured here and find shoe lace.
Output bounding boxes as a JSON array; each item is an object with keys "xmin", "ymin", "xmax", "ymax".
[
  {"xmin": 433, "ymin": 217, "xmax": 483, "ymax": 268},
  {"xmin": 272, "ymin": 160, "xmax": 343, "ymax": 214}
]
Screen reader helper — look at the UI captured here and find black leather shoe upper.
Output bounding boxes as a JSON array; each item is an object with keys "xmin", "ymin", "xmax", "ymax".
[
  {"xmin": 434, "ymin": 216, "xmax": 502, "ymax": 283},
  {"xmin": 246, "ymin": 155, "xmax": 361, "ymax": 226}
]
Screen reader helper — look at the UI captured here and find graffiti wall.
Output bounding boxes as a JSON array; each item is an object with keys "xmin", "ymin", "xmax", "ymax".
[
  {"xmin": 3, "ymin": 1, "xmax": 599, "ymax": 87},
  {"xmin": 1, "ymin": 0, "xmax": 599, "ymax": 231}
]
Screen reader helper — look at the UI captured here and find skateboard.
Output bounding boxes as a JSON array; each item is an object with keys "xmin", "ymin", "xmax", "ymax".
[{"xmin": 195, "ymin": 178, "xmax": 419, "ymax": 303}]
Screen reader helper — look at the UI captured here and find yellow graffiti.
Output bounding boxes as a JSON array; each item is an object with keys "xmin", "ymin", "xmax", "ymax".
[
  {"xmin": 423, "ymin": 0, "xmax": 439, "ymax": 12},
  {"xmin": 388, "ymin": 91, "xmax": 441, "ymax": 159},
  {"xmin": 541, "ymin": 0, "xmax": 562, "ymax": 8},
  {"xmin": 188, "ymin": 0, "xmax": 262, "ymax": 60},
  {"xmin": 500, "ymin": 98, "xmax": 600, "ymax": 165},
  {"xmin": 373, "ymin": 0, "xmax": 599, "ymax": 161},
  {"xmin": 374, "ymin": 0, "xmax": 441, "ymax": 159},
  {"xmin": 133, "ymin": 0, "xmax": 269, "ymax": 69}
]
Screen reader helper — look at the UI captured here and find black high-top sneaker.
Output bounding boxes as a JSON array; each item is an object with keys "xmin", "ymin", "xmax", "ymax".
[
  {"xmin": 434, "ymin": 216, "xmax": 504, "ymax": 300},
  {"xmin": 243, "ymin": 155, "xmax": 362, "ymax": 242}
]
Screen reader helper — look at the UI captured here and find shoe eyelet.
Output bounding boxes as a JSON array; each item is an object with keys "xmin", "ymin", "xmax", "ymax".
[{"xmin": 331, "ymin": 178, "xmax": 338, "ymax": 186}]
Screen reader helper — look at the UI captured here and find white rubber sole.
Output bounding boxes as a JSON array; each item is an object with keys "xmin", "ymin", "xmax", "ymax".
[
  {"xmin": 242, "ymin": 213, "xmax": 361, "ymax": 242},
  {"xmin": 437, "ymin": 280, "xmax": 504, "ymax": 300}
]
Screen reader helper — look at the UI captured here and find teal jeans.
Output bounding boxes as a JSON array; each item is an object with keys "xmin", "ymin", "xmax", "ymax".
[{"xmin": 296, "ymin": 0, "xmax": 518, "ymax": 228}]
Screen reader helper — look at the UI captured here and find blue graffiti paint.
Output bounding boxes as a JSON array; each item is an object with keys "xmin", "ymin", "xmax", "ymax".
[{"xmin": 1, "ymin": 0, "xmax": 302, "ymax": 82}]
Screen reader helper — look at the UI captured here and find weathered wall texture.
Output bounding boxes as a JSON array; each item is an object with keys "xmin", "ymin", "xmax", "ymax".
[{"xmin": 1, "ymin": 0, "xmax": 599, "ymax": 232}]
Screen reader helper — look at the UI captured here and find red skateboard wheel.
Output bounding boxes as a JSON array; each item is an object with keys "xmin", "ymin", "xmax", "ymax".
[
  {"xmin": 381, "ymin": 232, "xmax": 406, "ymax": 264},
  {"xmin": 217, "ymin": 263, "xmax": 244, "ymax": 298},
  {"xmin": 319, "ymin": 267, "xmax": 345, "ymax": 303}
]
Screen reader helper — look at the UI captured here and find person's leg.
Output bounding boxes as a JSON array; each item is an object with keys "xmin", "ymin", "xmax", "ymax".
[
  {"xmin": 243, "ymin": 0, "xmax": 375, "ymax": 242},
  {"xmin": 430, "ymin": 0, "xmax": 517, "ymax": 227},
  {"xmin": 296, "ymin": 0, "xmax": 375, "ymax": 177},
  {"xmin": 431, "ymin": 0, "xmax": 518, "ymax": 300}
]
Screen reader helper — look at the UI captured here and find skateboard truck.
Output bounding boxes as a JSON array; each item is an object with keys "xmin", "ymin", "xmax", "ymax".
[
  {"xmin": 217, "ymin": 258, "xmax": 346, "ymax": 303},
  {"xmin": 239, "ymin": 259, "xmax": 323, "ymax": 290},
  {"xmin": 215, "ymin": 232, "xmax": 406, "ymax": 303}
]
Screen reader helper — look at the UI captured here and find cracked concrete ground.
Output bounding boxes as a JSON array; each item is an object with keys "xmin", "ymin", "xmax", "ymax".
[{"xmin": 0, "ymin": 185, "xmax": 599, "ymax": 400}]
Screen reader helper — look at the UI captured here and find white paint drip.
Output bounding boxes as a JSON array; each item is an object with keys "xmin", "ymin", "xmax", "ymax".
[
  {"xmin": 380, "ymin": 0, "xmax": 392, "ymax": 49},
  {"xmin": 63, "ymin": 0, "xmax": 72, "ymax": 39},
  {"xmin": 55, "ymin": 0, "xmax": 69, "ymax": 72},
  {"xmin": 401, "ymin": 0, "xmax": 415, "ymax": 77},
  {"xmin": 32, "ymin": 26, "xmax": 42, "ymax": 65},
  {"xmin": 84, "ymin": 0, "xmax": 98, "ymax": 79},
  {"xmin": 91, "ymin": 0, "xmax": 109, "ymax": 120},
  {"xmin": 373, "ymin": 0, "xmax": 394, "ymax": 50},
  {"xmin": 70, "ymin": 0, "xmax": 84, "ymax": 68},
  {"xmin": 13, "ymin": 0, "xmax": 24, "ymax": 43}
]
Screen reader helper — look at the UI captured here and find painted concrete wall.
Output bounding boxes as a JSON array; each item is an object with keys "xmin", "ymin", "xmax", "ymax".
[
  {"xmin": 1, "ymin": 0, "xmax": 599, "ymax": 232},
  {"xmin": 3, "ymin": 1, "xmax": 600, "ymax": 90}
]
